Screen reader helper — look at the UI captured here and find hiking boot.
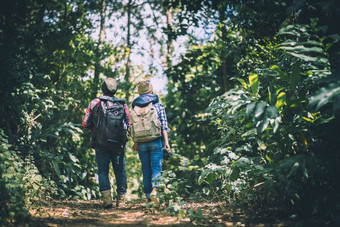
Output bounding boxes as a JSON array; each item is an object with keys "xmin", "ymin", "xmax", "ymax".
[
  {"xmin": 101, "ymin": 190, "xmax": 113, "ymax": 209},
  {"xmin": 145, "ymin": 198, "xmax": 153, "ymax": 208},
  {"xmin": 116, "ymin": 194, "xmax": 126, "ymax": 208},
  {"xmin": 150, "ymin": 189, "xmax": 159, "ymax": 206}
]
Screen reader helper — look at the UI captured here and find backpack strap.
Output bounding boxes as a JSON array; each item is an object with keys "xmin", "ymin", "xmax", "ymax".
[{"xmin": 99, "ymin": 96, "xmax": 126, "ymax": 104}]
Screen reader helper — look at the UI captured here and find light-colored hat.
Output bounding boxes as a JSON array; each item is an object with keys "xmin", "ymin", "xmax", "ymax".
[
  {"xmin": 137, "ymin": 80, "xmax": 153, "ymax": 95},
  {"xmin": 102, "ymin": 78, "xmax": 117, "ymax": 95}
]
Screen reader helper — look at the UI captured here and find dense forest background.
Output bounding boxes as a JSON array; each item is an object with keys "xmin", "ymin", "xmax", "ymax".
[{"xmin": 1, "ymin": 0, "xmax": 339, "ymax": 226}]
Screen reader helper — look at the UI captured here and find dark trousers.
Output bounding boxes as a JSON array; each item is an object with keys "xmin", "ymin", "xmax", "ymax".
[{"xmin": 95, "ymin": 144, "xmax": 127, "ymax": 195}]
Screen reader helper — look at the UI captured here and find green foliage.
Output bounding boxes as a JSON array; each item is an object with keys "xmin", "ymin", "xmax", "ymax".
[
  {"xmin": 197, "ymin": 21, "xmax": 340, "ymax": 223},
  {"xmin": 0, "ymin": 131, "xmax": 27, "ymax": 226},
  {"xmin": 165, "ymin": 25, "xmax": 245, "ymax": 159},
  {"xmin": 0, "ymin": 1, "xmax": 106, "ymax": 225},
  {"xmin": 0, "ymin": 130, "xmax": 52, "ymax": 226},
  {"xmin": 310, "ymin": 77, "xmax": 340, "ymax": 114},
  {"xmin": 163, "ymin": 0, "xmax": 340, "ymax": 224}
]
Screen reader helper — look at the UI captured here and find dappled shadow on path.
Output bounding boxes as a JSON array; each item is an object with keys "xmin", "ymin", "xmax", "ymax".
[
  {"xmin": 27, "ymin": 199, "xmax": 292, "ymax": 226},
  {"xmin": 28, "ymin": 199, "xmax": 193, "ymax": 226}
]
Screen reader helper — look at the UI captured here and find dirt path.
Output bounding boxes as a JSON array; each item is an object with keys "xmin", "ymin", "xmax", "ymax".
[{"xmin": 28, "ymin": 199, "xmax": 290, "ymax": 226}]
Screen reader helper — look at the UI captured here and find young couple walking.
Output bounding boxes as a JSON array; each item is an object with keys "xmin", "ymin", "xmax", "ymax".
[{"xmin": 82, "ymin": 78, "xmax": 170, "ymax": 209}]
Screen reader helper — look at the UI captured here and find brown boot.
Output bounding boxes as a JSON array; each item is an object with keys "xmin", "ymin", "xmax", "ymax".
[
  {"xmin": 116, "ymin": 194, "xmax": 126, "ymax": 208},
  {"xmin": 101, "ymin": 190, "xmax": 113, "ymax": 209},
  {"xmin": 150, "ymin": 188, "xmax": 159, "ymax": 206}
]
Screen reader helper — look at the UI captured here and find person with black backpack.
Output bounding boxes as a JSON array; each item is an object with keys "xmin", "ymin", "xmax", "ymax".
[
  {"xmin": 130, "ymin": 80, "xmax": 171, "ymax": 206},
  {"xmin": 82, "ymin": 78, "xmax": 130, "ymax": 209}
]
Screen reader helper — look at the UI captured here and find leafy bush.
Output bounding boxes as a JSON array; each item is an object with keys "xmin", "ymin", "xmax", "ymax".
[
  {"xmin": 198, "ymin": 22, "xmax": 340, "ymax": 224},
  {"xmin": 0, "ymin": 130, "xmax": 52, "ymax": 226}
]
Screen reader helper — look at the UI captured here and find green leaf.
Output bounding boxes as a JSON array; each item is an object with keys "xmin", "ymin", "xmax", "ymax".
[
  {"xmin": 276, "ymin": 92, "xmax": 286, "ymax": 109},
  {"xmin": 236, "ymin": 78, "xmax": 248, "ymax": 89},
  {"xmin": 241, "ymin": 128, "xmax": 257, "ymax": 137},
  {"xmin": 52, "ymin": 161, "xmax": 61, "ymax": 176},
  {"xmin": 249, "ymin": 74, "xmax": 259, "ymax": 95},
  {"xmin": 266, "ymin": 155, "xmax": 272, "ymax": 163},
  {"xmin": 255, "ymin": 102, "xmax": 266, "ymax": 118},
  {"xmin": 268, "ymin": 87, "xmax": 272, "ymax": 103},
  {"xmin": 303, "ymin": 167, "xmax": 309, "ymax": 178},
  {"xmin": 288, "ymin": 162, "xmax": 300, "ymax": 178},
  {"xmin": 266, "ymin": 106, "xmax": 279, "ymax": 118},
  {"xmin": 310, "ymin": 83, "xmax": 340, "ymax": 111},
  {"xmin": 231, "ymin": 104, "xmax": 243, "ymax": 114},
  {"xmin": 230, "ymin": 166, "xmax": 240, "ymax": 181},
  {"xmin": 288, "ymin": 52, "xmax": 330, "ymax": 65},
  {"xmin": 290, "ymin": 61, "xmax": 301, "ymax": 87},
  {"xmin": 273, "ymin": 116, "xmax": 281, "ymax": 133},
  {"xmin": 333, "ymin": 95, "xmax": 340, "ymax": 113},
  {"xmin": 281, "ymin": 45, "xmax": 325, "ymax": 55},
  {"xmin": 198, "ymin": 168, "xmax": 212, "ymax": 185},
  {"xmin": 280, "ymin": 40, "xmax": 323, "ymax": 47},
  {"xmin": 271, "ymin": 65, "xmax": 289, "ymax": 82},
  {"xmin": 268, "ymin": 86, "xmax": 278, "ymax": 106},
  {"xmin": 257, "ymin": 113, "xmax": 270, "ymax": 133},
  {"xmin": 206, "ymin": 172, "xmax": 218, "ymax": 184},
  {"xmin": 69, "ymin": 153, "xmax": 79, "ymax": 163},
  {"xmin": 245, "ymin": 102, "xmax": 256, "ymax": 118}
]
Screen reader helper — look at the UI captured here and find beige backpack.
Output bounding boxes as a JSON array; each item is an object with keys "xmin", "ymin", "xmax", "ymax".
[{"xmin": 130, "ymin": 102, "xmax": 161, "ymax": 142}]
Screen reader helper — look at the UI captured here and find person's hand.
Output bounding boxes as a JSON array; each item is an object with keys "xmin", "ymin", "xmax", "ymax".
[
  {"xmin": 164, "ymin": 142, "xmax": 170, "ymax": 151},
  {"xmin": 163, "ymin": 142, "xmax": 172, "ymax": 161},
  {"xmin": 132, "ymin": 142, "xmax": 137, "ymax": 151}
]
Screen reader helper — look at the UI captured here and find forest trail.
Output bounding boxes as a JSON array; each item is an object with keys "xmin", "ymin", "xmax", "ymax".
[
  {"xmin": 28, "ymin": 199, "xmax": 289, "ymax": 226},
  {"xmin": 29, "ymin": 199, "xmax": 227, "ymax": 226}
]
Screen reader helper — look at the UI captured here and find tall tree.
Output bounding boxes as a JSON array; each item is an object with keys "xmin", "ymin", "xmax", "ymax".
[
  {"xmin": 165, "ymin": 0, "xmax": 173, "ymax": 70},
  {"xmin": 217, "ymin": 1, "xmax": 228, "ymax": 92},
  {"xmin": 125, "ymin": 0, "xmax": 132, "ymax": 104},
  {"xmin": 92, "ymin": 0, "xmax": 107, "ymax": 98}
]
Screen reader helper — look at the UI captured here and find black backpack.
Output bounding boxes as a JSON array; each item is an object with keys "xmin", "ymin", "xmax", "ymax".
[{"xmin": 94, "ymin": 96, "xmax": 128, "ymax": 149}]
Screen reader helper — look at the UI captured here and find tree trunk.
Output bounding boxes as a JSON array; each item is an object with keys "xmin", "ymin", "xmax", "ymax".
[
  {"xmin": 165, "ymin": 1, "xmax": 173, "ymax": 70},
  {"xmin": 125, "ymin": 0, "xmax": 132, "ymax": 104},
  {"xmin": 124, "ymin": 53, "xmax": 131, "ymax": 103},
  {"xmin": 219, "ymin": 4, "xmax": 228, "ymax": 92},
  {"xmin": 92, "ymin": 0, "xmax": 106, "ymax": 98}
]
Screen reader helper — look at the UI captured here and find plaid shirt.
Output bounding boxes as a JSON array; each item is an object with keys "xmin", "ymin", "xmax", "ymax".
[
  {"xmin": 82, "ymin": 97, "xmax": 131, "ymax": 132},
  {"xmin": 153, "ymin": 103, "xmax": 170, "ymax": 132}
]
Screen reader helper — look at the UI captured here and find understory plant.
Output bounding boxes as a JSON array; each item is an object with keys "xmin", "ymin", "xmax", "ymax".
[
  {"xmin": 199, "ymin": 22, "xmax": 339, "ymax": 223},
  {"xmin": 0, "ymin": 130, "xmax": 52, "ymax": 226}
]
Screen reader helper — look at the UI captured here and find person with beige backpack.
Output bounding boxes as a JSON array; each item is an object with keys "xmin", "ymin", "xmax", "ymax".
[{"xmin": 130, "ymin": 80, "xmax": 171, "ymax": 205}]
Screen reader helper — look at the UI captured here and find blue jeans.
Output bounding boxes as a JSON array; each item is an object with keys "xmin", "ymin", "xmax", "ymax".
[
  {"xmin": 137, "ymin": 138, "xmax": 164, "ymax": 199},
  {"xmin": 95, "ymin": 144, "xmax": 127, "ymax": 195}
]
